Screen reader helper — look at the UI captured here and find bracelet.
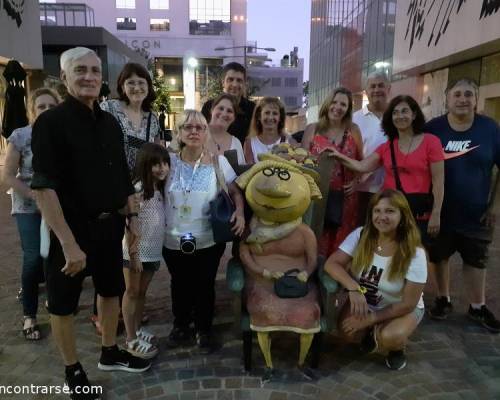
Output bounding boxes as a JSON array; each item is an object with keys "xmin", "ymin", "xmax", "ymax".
[
  {"xmin": 347, "ymin": 286, "xmax": 367, "ymax": 295},
  {"xmin": 127, "ymin": 213, "xmax": 138, "ymax": 219}
]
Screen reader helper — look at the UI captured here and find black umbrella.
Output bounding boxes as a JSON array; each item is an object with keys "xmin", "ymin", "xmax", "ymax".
[{"xmin": 1, "ymin": 59, "xmax": 28, "ymax": 139}]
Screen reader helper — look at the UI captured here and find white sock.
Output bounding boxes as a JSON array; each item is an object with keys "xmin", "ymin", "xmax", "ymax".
[{"xmin": 470, "ymin": 303, "xmax": 485, "ymax": 310}]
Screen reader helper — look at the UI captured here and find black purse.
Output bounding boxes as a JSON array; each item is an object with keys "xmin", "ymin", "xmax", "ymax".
[
  {"xmin": 325, "ymin": 130, "xmax": 348, "ymax": 228},
  {"xmin": 127, "ymin": 112, "xmax": 152, "ymax": 150},
  {"xmin": 274, "ymin": 269, "xmax": 309, "ymax": 299},
  {"xmin": 389, "ymin": 139, "xmax": 433, "ymax": 218},
  {"xmin": 209, "ymin": 155, "xmax": 237, "ymax": 243}
]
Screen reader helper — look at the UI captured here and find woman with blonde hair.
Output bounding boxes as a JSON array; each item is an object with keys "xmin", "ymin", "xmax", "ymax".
[
  {"xmin": 162, "ymin": 110, "xmax": 245, "ymax": 353},
  {"xmin": 302, "ymin": 87, "xmax": 363, "ymax": 256},
  {"xmin": 243, "ymin": 97, "xmax": 295, "ymax": 164},
  {"xmin": 1, "ymin": 87, "xmax": 60, "ymax": 340},
  {"xmin": 325, "ymin": 189, "xmax": 427, "ymax": 370}
]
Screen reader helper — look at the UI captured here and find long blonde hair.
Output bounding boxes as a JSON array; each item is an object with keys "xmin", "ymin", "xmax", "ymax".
[
  {"xmin": 350, "ymin": 189, "xmax": 421, "ymax": 281},
  {"xmin": 315, "ymin": 87, "xmax": 353, "ymax": 135}
]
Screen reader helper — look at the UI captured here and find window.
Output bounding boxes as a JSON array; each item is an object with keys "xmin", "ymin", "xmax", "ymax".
[
  {"xmin": 116, "ymin": 0, "xmax": 135, "ymax": 9},
  {"xmin": 284, "ymin": 96, "xmax": 298, "ymax": 107},
  {"xmin": 285, "ymin": 77, "xmax": 298, "ymax": 87},
  {"xmin": 150, "ymin": 0, "xmax": 169, "ymax": 9},
  {"xmin": 150, "ymin": 18, "xmax": 170, "ymax": 31},
  {"xmin": 271, "ymin": 77, "xmax": 281, "ymax": 87},
  {"xmin": 189, "ymin": 0, "xmax": 231, "ymax": 35},
  {"xmin": 117, "ymin": 17, "xmax": 136, "ymax": 30}
]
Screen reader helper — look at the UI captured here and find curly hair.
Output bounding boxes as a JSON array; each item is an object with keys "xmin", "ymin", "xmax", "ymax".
[{"xmin": 381, "ymin": 95, "xmax": 426, "ymax": 140}]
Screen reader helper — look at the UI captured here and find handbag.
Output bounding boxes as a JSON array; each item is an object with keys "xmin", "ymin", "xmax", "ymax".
[
  {"xmin": 127, "ymin": 112, "xmax": 152, "ymax": 150},
  {"xmin": 274, "ymin": 269, "xmax": 309, "ymax": 299},
  {"xmin": 209, "ymin": 155, "xmax": 237, "ymax": 243},
  {"xmin": 389, "ymin": 140, "xmax": 433, "ymax": 218},
  {"xmin": 324, "ymin": 130, "xmax": 348, "ymax": 227}
]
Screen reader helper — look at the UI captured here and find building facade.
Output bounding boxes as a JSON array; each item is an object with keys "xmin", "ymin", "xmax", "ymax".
[
  {"xmin": 392, "ymin": 0, "xmax": 500, "ymax": 123},
  {"xmin": 308, "ymin": 0, "xmax": 396, "ymax": 120},
  {"xmin": 49, "ymin": 0, "xmax": 247, "ymax": 112}
]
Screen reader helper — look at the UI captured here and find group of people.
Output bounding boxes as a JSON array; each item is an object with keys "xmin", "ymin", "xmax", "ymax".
[{"xmin": 2, "ymin": 45, "xmax": 500, "ymax": 399}]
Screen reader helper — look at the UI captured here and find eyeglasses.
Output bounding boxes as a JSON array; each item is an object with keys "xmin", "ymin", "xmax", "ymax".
[
  {"xmin": 125, "ymin": 80, "xmax": 148, "ymax": 88},
  {"xmin": 182, "ymin": 124, "xmax": 206, "ymax": 133}
]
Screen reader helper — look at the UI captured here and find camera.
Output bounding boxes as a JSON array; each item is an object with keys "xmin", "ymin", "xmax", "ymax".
[{"xmin": 180, "ymin": 233, "xmax": 196, "ymax": 254}]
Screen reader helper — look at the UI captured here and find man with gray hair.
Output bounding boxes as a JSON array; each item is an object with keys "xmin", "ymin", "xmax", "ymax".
[
  {"xmin": 31, "ymin": 47, "xmax": 150, "ymax": 399},
  {"xmin": 352, "ymin": 71, "xmax": 391, "ymax": 224}
]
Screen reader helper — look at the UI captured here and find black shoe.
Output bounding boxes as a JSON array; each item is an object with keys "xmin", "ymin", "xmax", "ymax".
[
  {"xmin": 360, "ymin": 327, "xmax": 378, "ymax": 354},
  {"xmin": 65, "ymin": 365, "xmax": 101, "ymax": 400},
  {"xmin": 98, "ymin": 347, "xmax": 151, "ymax": 373},
  {"xmin": 385, "ymin": 350, "xmax": 407, "ymax": 371},
  {"xmin": 166, "ymin": 326, "xmax": 192, "ymax": 348},
  {"xmin": 297, "ymin": 365, "xmax": 318, "ymax": 381},
  {"xmin": 468, "ymin": 305, "xmax": 500, "ymax": 333},
  {"xmin": 428, "ymin": 296, "xmax": 453, "ymax": 320},
  {"xmin": 262, "ymin": 367, "xmax": 276, "ymax": 383},
  {"xmin": 196, "ymin": 332, "xmax": 212, "ymax": 355}
]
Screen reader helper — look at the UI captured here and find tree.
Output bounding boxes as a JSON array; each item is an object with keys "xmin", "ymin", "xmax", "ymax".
[
  {"xmin": 303, "ymin": 80, "xmax": 309, "ymax": 108},
  {"xmin": 152, "ymin": 73, "xmax": 172, "ymax": 114},
  {"xmin": 201, "ymin": 66, "xmax": 223, "ymax": 103},
  {"xmin": 247, "ymin": 77, "xmax": 270, "ymax": 97}
]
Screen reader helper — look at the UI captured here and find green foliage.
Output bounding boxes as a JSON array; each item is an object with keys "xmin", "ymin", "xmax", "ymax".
[
  {"xmin": 152, "ymin": 73, "xmax": 171, "ymax": 114},
  {"xmin": 201, "ymin": 66, "xmax": 223, "ymax": 103}
]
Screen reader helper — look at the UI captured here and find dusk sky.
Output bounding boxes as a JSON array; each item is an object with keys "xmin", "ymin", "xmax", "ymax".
[{"xmin": 247, "ymin": 0, "xmax": 311, "ymax": 80}]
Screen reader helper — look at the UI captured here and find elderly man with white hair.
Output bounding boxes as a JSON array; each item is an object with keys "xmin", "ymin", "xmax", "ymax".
[
  {"xmin": 31, "ymin": 47, "xmax": 150, "ymax": 400},
  {"xmin": 352, "ymin": 71, "xmax": 391, "ymax": 224}
]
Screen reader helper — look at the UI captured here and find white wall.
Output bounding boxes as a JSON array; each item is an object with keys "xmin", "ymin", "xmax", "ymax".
[
  {"xmin": 0, "ymin": 1, "xmax": 43, "ymax": 69},
  {"xmin": 393, "ymin": 1, "xmax": 500, "ymax": 74}
]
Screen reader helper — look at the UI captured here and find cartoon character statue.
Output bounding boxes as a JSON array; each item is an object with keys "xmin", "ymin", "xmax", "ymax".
[{"xmin": 236, "ymin": 153, "xmax": 322, "ymax": 380}]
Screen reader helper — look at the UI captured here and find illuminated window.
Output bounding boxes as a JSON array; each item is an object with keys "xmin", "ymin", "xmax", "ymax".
[
  {"xmin": 150, "ymin": 0, "xmax": 169, "ymax": 9},
  {"xmin": 189, "ymin": 0, "xmax": 231, "ymax": 36},
  {"xmin": 116, "ymin": 0, "xmax": 135, "ymax": 9},
  {"xmin": 150, "ymin": 18, "xmax": 170, "ymax": 31},
  {"xmin": 117, "ymin": 17, "xmax": 136, "ymax": 30}
]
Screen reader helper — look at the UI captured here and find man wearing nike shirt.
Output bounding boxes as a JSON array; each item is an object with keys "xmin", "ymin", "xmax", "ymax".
[{"xmin": 424, "ymin": 78, "xmax": 500, "ymax": 333}]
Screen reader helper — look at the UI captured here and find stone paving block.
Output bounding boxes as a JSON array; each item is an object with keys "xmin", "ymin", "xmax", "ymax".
[
  {"xmin": 197, "ymin": 391, "xmax": 216, "ymax": 400},
  {"xmin": 301, "ymin": 384, "xmax": 320, "ymax": 397},
  {"xmin": 178, "ymin": 369, "xmax": 196, "ymax": 380},
  {"xmin": 196, "ymin": 368, "xmax": 215, "ymax": 378},
  {"xmin": 243, "ymin": 378, "xmax": 261, "ymax": 389},
  {"xmin": 375, "ymin": 392, "xmax": 390, "ymax": 400},
  {"xmin": 183, "ymin": 380, "xmax": 201, "ymax": 391},
  {"xmin": 157, "ymin": 395, "xmax": 180, "ymax": 400},
  {"xmin": 127, "ymin": 388, "xmax": 146, "ymax": 400},
  {"xmin": 268, "ymin": 392, "xmax": 287, "ymax": 400},
  {"xmin": 146, "ymin": 385, "xmax": 165, "ymax": 398},
  {"xmin": 214, "ymin": 367, "xmax": 233, "ymax": 377},
  {"xmin": 225, "ymin": 378, "xmax": 242, "ymax": 389},
  {"xmin": 202, "ymin": 379, "xmax": 222, "ymax": 389},
  {"xmin": 233, "ymin": 389, "xmax": 252, "ymax": 400},
  {"xmin": 216, "ymin": 389, "xmax": 234, "ymax": 400},
  {"xmin": 179, "ymin": 393, "xmax": 197, "ymax": 400}
]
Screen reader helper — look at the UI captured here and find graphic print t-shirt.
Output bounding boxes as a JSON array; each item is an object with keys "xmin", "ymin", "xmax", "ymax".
[
  {"xmin": 339, "ymin": 228, "xmax": 427, "ymax": 310},
  {"xmin": 424, "ymin": 115, "xmax": 500, "ymax": 238}
]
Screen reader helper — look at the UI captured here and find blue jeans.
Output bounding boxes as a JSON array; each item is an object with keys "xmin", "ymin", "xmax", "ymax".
[{"xmin": 14, "ymin": 213, "xmax": 43, "ymax": 318}]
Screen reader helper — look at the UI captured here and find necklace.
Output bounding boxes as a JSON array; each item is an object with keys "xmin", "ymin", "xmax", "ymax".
[
  {"xmin": 398, "ymin": 134, "xmax": 415, "ymax": 173},
  {"xmin": 211, "ymin": 135, "xmax": 222, "ymax": 151},
  {"xmin": 376, "ymin": 238, "xmax": 394, "ymax": 252}
]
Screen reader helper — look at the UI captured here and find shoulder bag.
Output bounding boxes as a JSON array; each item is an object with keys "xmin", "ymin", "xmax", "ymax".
[
  {"xmin": 389, "ymin": 139, "xmax": 433, "ymax": 219},
  {"xmin": 210, "ymin": 155, "xmax": 238, "ymax": 243}
]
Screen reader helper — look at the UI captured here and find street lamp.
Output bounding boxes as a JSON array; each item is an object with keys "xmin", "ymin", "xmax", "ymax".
[{"xmin": 214, "ymin": 45, "xmax": 276, "ymax": 68}]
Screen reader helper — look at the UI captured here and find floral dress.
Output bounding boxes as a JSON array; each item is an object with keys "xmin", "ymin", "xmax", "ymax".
[{"xmin": 310, "ymin": 131, "xmax": 360, "ymax": 256}]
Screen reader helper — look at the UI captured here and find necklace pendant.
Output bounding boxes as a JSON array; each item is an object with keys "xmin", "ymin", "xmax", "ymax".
[{"xmin": 377, "ymin": 245, "xmax": 382, "ymax": 251}]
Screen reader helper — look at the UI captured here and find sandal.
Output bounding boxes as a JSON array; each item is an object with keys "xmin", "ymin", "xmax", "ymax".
[
  {"xmin": 126, "ymin": 337, "xmax": 158, "ymax": 359},
  {"xmin": 136, "ymin": 327, "xmax": 156, "ymax": 343},
  {"xmin": 23, "ymin": 318, "xmax": 41, "ymax": 341}
]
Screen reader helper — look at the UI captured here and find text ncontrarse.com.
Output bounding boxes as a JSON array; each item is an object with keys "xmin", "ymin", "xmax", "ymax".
[{"xmin": 0, "ymin": 384, "xmax": 103, "ymax": 395}]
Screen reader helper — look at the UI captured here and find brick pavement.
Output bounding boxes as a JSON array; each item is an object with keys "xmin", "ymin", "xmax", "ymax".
[{"xmin": 0, "ymin": 163, "xmax": 499, "ymax": 400}]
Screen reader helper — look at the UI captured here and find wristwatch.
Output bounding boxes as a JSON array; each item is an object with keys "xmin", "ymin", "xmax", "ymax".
[{"xmin": 348, "ymin": 286, "xmax": 367, "ymax": 295}]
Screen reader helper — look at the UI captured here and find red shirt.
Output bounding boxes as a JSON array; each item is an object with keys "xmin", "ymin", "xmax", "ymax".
[{"xmin": 375, "ymin": 133, "xmax": 444, "ymax": 194}]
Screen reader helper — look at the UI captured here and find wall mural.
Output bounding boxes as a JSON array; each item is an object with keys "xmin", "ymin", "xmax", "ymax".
[
  {"xmin": 404, "ymin": 0, "xmax": 500, "ymax": 52},
  {"xmin": 2, "ymin": 0, "xmax": 25, "ymax": 28}
]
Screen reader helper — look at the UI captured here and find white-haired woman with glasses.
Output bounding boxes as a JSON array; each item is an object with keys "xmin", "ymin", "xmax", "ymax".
[{"xmin": 162, "ymin": 110, "xmax": 245, "ymax": 354}]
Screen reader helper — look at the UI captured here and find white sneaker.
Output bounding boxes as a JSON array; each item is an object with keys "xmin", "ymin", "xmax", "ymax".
[{"xmin": 126, "ymin": 338, "xmax": 158, "ymax": 360}]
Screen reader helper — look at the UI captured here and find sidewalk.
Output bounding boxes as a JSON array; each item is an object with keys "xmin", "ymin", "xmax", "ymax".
[{"xmin": 0, "ymin": 171, "xmax": 499, "ymax": 400}]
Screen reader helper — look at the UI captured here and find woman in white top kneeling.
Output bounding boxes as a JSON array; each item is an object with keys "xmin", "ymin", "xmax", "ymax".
[
  {"xmin": 243, "ymin": 97, "xmax": 295, "ymax": 164},
  {"xmin": 163, "ymin": 110, "xmax": 245, "ymax": 354},
  {"xmin": 325, "ymin": 189, "xmax": 427, "ymax": 371}
]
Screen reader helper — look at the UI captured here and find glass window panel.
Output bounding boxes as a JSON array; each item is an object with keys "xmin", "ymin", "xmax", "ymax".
[
  {"xmin": 150, "ymin": 0, "xmax": 169, "ymax": 9},
  {"xmin": 116, "ymin": 0, "xmax": 135, "ymax": 9},
  {"xmin": 117, "ymin": 17, "xmax": 136, "ymax": 30},
  {"xmin": 189, "ymin": 0, "xmax": 231, "ymax": 35},
  {"xmin": 150, "ymin": 18, "xmax": 170, "ymax": 31}
]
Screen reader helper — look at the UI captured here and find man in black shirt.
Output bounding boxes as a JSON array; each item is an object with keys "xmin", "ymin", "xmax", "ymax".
[
  {"xmin": 201, "ymin": 62, "xmax": 256, "ymax": 144},
  {"xmin": 31, "ymin": 47, "xmax": 149, "ymax": 400}
]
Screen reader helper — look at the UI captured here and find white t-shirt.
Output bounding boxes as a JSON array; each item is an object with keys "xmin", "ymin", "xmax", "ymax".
[
  {"xmin": 164, "ymin": 154, "xmax": 237, "ymax": 250},
  {"xmin": 123, "ymin": 183, "xmax": 166, "ymax": 262},
  {"xmin": 249, "ymin": 136, "xmax": 290, "ymax": 163},
  {"xmin": 339, "ymin": 227, "xmax": 427, "ymax": 309},
  {"xmin": 352, "ymin": 106, "xmax": 387, "ymax": 193}
]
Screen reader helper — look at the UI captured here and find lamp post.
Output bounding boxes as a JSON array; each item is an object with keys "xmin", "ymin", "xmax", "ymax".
[{"xmin": 214, "ymin": 45, "xmax": 276, "ymax": 68}]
